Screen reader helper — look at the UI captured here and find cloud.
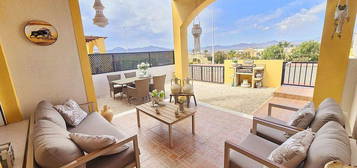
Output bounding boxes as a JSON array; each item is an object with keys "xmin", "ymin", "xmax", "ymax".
[
  {"xmin": 79, "ymin": 0, "xmax": 173, "ymax": 49},
  {"xmin": 276, "ymin": 2, "xmax": 326, "ymax": 31}
]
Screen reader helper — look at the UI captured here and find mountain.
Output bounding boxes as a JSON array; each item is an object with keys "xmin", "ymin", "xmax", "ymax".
[
  {"xmin": 108, "ymin": 45, "xmax": 171, "ymax": 53},
  {"xmin": 200, "ymin": 41, "xmax": 279, "ymax": 52}
]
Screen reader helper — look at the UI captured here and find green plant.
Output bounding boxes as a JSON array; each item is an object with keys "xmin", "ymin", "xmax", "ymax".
[{"xmin": 151, "ymin": 89, "xmax": 165, "ymax": 99}]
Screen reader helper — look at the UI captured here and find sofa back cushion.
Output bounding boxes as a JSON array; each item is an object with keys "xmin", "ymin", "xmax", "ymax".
[
  {"xmin": 35, "ymin": 100, "xmax": 67, "ymax": 129},
  {"xmin": 304, "ymin": 121, "xmax": 351, "ymax": 168},
  {"xmin": 310, "ymin": 98, "xmax": 345, "ymax": 132},
  {"xmin": 32, "ymin": 120, "xmax": 84, "ymax": 168}
]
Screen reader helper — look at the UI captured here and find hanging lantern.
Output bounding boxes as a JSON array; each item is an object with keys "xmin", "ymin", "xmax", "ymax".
[
  {"xmin": 332, "ymin": 0, "xmax": 349, "ymax": 39},
  {"xmin": 93, "ymin": 0, "xmax": 108, "ymax": 27}
]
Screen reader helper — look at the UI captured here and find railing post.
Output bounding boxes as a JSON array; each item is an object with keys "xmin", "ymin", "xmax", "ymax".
[
  {"xmin": 211, "ymin": 67, "xmax": 214, "ymax": 82},
  {"xmin": 201, "ymin": 66, "xmax": 203, "ymax": 81},
  {"xmin": 112, "ymin": 54, "xmax": 116, "ymax": 72},
  {"xmin": 281, "ymin": 62, "xmax": 286, "ymax": 85}
]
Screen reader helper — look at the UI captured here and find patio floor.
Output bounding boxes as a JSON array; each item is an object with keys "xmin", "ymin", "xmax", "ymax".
[{"xmin": 111, "ymin": 97, "xmax": 308, "ymax": 168}]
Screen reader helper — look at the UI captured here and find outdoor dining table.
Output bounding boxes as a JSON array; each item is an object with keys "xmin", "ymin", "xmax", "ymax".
[{"xmin": 112, "ymin": 76, "xmax": 151, "ymax": 85}]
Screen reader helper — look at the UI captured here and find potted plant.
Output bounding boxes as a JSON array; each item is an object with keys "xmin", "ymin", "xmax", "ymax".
[
  {"xmin": 177, "ymin": 96, "xmax": 186, "ymax": 112},
  {"xmin": 137, "ymin": 62, "xmax": 150, "ymax": 77},
  {"xmin": 151, "ymin": 89, "xmax": 165, "ymax": 106}
]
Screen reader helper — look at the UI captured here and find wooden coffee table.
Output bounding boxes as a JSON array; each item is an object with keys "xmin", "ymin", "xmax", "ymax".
[{"xmin": 136, "ymin": 102, "xmax": 196, "ymax": 148}]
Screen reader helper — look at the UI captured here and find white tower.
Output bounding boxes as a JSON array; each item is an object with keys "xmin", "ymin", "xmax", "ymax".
[{"xmin": 192, "ymin": 23, "xmax": 202, "ymax": 54}]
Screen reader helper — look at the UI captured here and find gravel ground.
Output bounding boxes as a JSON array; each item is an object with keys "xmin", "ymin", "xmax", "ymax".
[
  {"xmin": 188, "ymin": 81, "xmax": 276, "ymax": 115},
  {"xmin": 98, "ymin": 81, "xmax": 275, "ymax": 115}
]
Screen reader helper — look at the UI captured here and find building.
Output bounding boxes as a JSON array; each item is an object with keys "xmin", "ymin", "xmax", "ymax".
[{"xmin": 85, "ymin": 36, "xmax": 107, "ymax": 54}]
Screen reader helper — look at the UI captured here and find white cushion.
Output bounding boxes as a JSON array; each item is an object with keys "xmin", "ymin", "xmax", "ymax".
[
  {"xmin": 69, "ymin": 133, "xmax": 129, "ymax": 156},
  {"xmin": 267, "ymin": 129, "xmax": 315, "ymax": 168},
  {"xmin": 287, "ymin": 102, "xmax": 315, "ymax": 129},
  {"xmin": 54, "ymin": 99, "xmax": 87, "ymax": 126}
]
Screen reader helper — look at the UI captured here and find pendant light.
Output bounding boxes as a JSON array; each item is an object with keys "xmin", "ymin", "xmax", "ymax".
[{"xmin": 93, "ymin": 0, "xmax": 108, "ymax": 27}]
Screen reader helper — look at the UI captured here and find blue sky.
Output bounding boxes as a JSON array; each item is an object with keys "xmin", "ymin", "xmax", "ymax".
[{"xmin": 79, "ymin": 0, "xmax": 327, "ymax": 50}]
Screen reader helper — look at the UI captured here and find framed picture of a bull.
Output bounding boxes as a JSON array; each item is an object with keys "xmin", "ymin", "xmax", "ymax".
[{"xmin": 24, "ymin": 20, "xmax": 58, "ymax": 46}]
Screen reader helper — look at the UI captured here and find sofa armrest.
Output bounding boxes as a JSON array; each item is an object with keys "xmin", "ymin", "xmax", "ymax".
[
  {"xmin": 251, "ymin": 117, "xmax": 301, "ymax": 135},
  {"xmin": 268, "ymin": 103, "xmax": 300, "ymax": 116},
  {"xmin": 61, "ymin": 135, "xmax": 140, "ymax": 168},
  {"xmin": 79, "ymin": 102, "xmax": 96, "ymax": 113},
  {"xmin": 224, "ymin": 140, "xmax": 287, "ymax": 168}
]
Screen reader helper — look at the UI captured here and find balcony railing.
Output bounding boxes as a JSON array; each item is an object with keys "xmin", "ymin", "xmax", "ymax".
[
  {"xmin": 189, "ymin": 64, "xmax": 225, "ymax": 83},
  {"xmin": 281, "ymin": 62, "xmax": 318, "ymax": 87},
  {"xmin": 89, "ymin": 51, "xmax": 174, "ymax": 75}
]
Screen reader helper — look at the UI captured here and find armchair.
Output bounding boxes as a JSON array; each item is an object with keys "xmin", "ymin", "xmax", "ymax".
[
  {"xmin": 107, "ymin": 74, "xmax": 124, "ymax": 99},
  {"xmin": 225, "ymin": 117, "xmax": 298, "ymax": 168},
  {"xmin": 127, "ymin": 78, "xmax": 150, "ymax": 104}
]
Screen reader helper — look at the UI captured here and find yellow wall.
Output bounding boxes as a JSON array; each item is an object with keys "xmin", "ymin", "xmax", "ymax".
[
  {"xmin": 0, "ymin": 0, "xmax": 89, "ymax": 119},
  {"xmin": 313, "ymin": 0, "xmax": 357, "ymax": 105},
  {"xmin": 0, "ymin": 44, "xmax": 22, "ymax": 123},
  {"xmin": 172, "ymin": 0, "xmax": 215, "ymax": 79},
  {"xmin": 224, "ymin": 60, "xmax": 284, "ymax": 88},
  {"xmin": 69, "ymin": 0, "xmax": 98, "ymax": 112},
  {"xmin": 86, "ymin": 38, "xmax": 107, "ymax": 54}
]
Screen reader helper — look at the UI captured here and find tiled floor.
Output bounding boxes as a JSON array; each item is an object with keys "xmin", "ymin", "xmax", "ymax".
[{"xmin": 111, "ymin": 97, "xmax": 308, "ymax": 168}]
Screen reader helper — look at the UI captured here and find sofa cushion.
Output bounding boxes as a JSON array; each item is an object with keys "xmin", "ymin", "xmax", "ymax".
[
  {"xmin": 267, "ymin": 130, "xmax": 315, "ymax": 168},
  {"xmin": 35, "ymin": 100, "xmax": 67, "ymax": 129},
  {"xmin": 287, "ymin": 102, "xmax": 315, "ymax": 129},
  {"xmin": 69, "ymin": 133, "xmax": 129, "ymax": 156},
  {"xmin": 69, "ymin": 112, "xmax": 127, "ymax": 142},
  {"xmin": 310, "ymin": 98, "xmax": 345, "ymax": 132},
  {"xmin": 33, "ymin": 120, "xmax": 84, "ymax": 168},
  {"xmin": 229, "ymin": 134, "xmax": 279, "ymax": 168},
  {"xmin": 256, "ymin": 116, "xmax": 289, "ymax": 145},
  {"xmin": 87, "ymin": 144, "xmax": 136, "ymax": 168},
  {"xmin": 304, "ymin": 121, "xmax": 351, "ymax": 168},
  {"xmin": 54, "ymin": 99, "xmax": 87, "ymax": 126}
]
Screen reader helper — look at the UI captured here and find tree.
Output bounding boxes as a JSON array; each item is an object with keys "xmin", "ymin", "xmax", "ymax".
[
  {"xmin": 227, "ymin": 50, "xmax": 237, "ymax": 59},
  {"xmin": 261, "ymin": 41, "xmax": 291, "ymax": 60},
  {"xmin": 288, "ymin": 41, "xmax": 320, "ymax": 61},
  {"xmin": 214, "ymin": 51, "xmax": 226, "ymax": 64}
]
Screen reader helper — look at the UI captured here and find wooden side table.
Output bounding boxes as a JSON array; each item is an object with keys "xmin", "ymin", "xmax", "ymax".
[
  {"xmin": 0, "ymin": 120, "xmax": 29, "ymax": 168},
  {"xmin": 169, "ymin": 93, "xmax": 197, "ymax": 107}
]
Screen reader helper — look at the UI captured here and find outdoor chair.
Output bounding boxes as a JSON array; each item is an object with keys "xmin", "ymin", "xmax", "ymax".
[
  {"xmin": 107, "ymin": 74, "xmax": 124, "ymax": 99},
  {"xmin": 150, "ymin": 74, "xmax": 166, "ymax": 92},
  {"xmin": 224, "ymin": 120, "xmax": 351, "ymax": 168},
  {"xmin": 253, "ymin": 98, "xmax": 345, "ymax": 144},
  {"xmin": 124, "ymin": 72, "xmax": 136, "ymax": 78},
  {"xmin": 126, "ymin": 78, "xmax": 150, "ymax": 104}
]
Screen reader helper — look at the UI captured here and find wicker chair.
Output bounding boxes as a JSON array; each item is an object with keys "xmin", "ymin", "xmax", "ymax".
[
  {"xmin": 107, "ymin": 74, "xmax": 124, "ymax": 99},
  {"xmin": 150, "ymin": 74, "xmax": 166, "ymax": 92},
  {"xmin": 126, "ymin": 78, "xmax": 150, "ymax": 104},
  {"xmin": 124, "ymin": 72, "xmax": 136, "ymax": 78}
]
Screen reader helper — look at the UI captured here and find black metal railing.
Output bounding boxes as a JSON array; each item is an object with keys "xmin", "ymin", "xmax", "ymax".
[
  {"xmin": 281, "ymin": 62, "xmax": 318, "ymax": 87},
  {"xmin": 189, "ymin": 64, "xmax": 225, "ymax": 83},
  {"xmin": 89, "ymin": 51, "xmax": 174, "ymax": 75}
]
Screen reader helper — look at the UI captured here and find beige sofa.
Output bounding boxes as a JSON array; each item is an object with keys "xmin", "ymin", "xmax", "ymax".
[{"xmin": 28, "ymin": 100, "xmax": 140, "ymax": 168}]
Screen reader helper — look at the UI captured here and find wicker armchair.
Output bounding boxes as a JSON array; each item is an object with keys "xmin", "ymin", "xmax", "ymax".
[
  {"xmin": 150, "ymin": 74, "xmax": 166, "ymax": 92},
  {"xmin": 124, "ymin": 72, "xmax": 136, "ymax": 78},
  {"xmin": 126, "ymin": 78, "xmax": 150, "ymax": 104},
  {"xmin": 107, "ymin": 74, "xmax": 124, "ymax": 99}
]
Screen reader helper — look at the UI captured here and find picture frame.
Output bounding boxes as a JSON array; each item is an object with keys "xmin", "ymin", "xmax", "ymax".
[
  {"xmin": 24, "ymin": 20, "xmax": 58, "ymax": 46},
  {"xmin": 0, "ymin": 104, "xmax": 7, "ymax": 126}
]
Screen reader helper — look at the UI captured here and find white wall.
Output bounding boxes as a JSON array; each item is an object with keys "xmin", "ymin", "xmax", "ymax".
[
  {"xmin": 342, "ymin": 58, "xmax": 357, "ymax": 136},
  {"xmin": 93, "ymin": 65, "xmax": 175, "ymax": 98},
  {"xmin": 0, "ymin": 0, "xmax": 87, "ymax": 118}
]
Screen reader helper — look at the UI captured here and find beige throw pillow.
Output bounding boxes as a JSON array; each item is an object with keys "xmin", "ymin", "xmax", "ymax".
[
  {"xmin": 267, "ymin": 129, "xmax": 315, "ymax": 168},
  {"xmin": 54, "ymin": 99, "xmax": 87, "ymax": 126},
  {"xmin": 287, "ymin": 102, "xmax": 315, "ymax": 129},
  {"xmin": 69, "ymin": 133, "xmax": 129, "ymax": 156}
]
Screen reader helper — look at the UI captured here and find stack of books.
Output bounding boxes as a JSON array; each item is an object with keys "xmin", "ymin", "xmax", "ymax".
[{"xmin": 0, "ymin": 142, "xmax": 14, "ymax": 168}]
